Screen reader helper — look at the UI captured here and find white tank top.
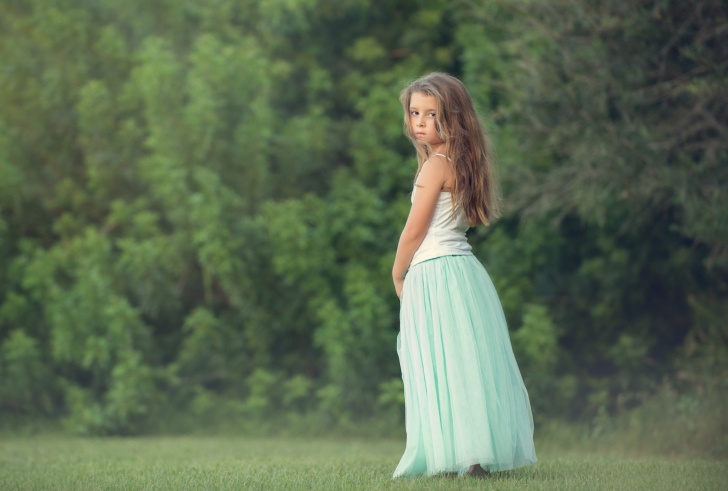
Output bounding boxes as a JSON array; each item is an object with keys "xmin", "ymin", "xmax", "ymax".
[{"xmin": 409, "ymin": 154, "xmax": 473, "ymax": 268}]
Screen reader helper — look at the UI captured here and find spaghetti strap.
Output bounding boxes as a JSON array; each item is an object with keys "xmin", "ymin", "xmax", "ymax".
[{"xmin": 432, "ymin": 152, "xmax": 450, "ymax": 160}]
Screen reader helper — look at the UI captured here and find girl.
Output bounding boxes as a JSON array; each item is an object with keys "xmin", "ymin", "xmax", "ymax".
[{"xmin": 392, "ymin": 73, "xmax": 538, "ymax": 478}]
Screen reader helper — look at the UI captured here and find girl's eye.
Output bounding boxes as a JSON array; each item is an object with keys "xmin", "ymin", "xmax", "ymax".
[
  {"xmin": 428, "ymin": 112, "xmax": 436, "ymax": 117},
  {"xmin": 410, "ymin": 110, "xmax": 418, "ymax": 116}
]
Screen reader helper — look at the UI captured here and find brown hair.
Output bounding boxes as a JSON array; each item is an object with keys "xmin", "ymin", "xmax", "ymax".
[{"xmin": 400, "ymin": 72, "xmax": 501, "ymax": 226}]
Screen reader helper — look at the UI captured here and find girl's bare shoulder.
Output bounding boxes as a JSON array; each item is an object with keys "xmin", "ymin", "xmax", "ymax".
[
  {"xmin": 425, "ymin": 153, "xmax": 454, "ymax": 188},
  {"xmin": 424, "ymin": 153, "xmax": 452, "ymax": 171}
]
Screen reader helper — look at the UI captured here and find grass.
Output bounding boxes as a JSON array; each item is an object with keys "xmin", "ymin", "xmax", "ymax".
[{"xmin": 0, "ymin": 436, "xmax": 725, "ymax": 490}]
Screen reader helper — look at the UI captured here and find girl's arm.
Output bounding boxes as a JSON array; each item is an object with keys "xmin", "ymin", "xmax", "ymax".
[{"xmin": 392, "ymin": 156, "xmax": 448, "ymax": 295}]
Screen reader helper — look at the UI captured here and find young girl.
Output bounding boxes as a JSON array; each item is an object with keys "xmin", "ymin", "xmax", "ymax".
[{"xmin": 392, "ymin": 73, "xmax": 538, "ymax": 478}]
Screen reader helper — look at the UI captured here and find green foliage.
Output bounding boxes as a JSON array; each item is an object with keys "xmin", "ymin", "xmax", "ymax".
[
  {"xmin": 243, "ymin": 368, "xmax": 279, "ymax": 417},
  {"xmin": 589, "ymin": 315, "xmax": 728, "ymax": 458},
  {"xmin": 513, "ymin": 304, "xmax": 558, "ymax": 373},
  {"xmin": 458, "ymin": 0, "xmax": 728, "ymax": 421},
  {"xmin": 0, "ymin": 0, "xmax": 725, "ymax": 441},
  {"xmin": 174, "ymin": 308, "xmax": 244, "ymax": 389},
  {"xmin": 511, "ymin": 304, "xmax": 578, "ymax": 420},
  {"xmin": 282, "ymin": 374, "xmax": 313, "ymax": 411},
  {"xmin": 64, "ymin": 350, "xmax": 157, "ymax": 436},
  {"xmin": 0, "ymin": 330, "xmax": 55, "ymax": 414}
]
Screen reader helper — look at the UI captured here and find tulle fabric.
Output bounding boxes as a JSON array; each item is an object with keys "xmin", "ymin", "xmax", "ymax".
[{"xmin": 393, "ymin": 254, "xmax": 538, "ymax": 478}]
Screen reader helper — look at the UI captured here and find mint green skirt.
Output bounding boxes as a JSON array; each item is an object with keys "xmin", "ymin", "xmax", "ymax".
[{"xmin": 394, "ymin": 255, "xmax": 538, "ymax": 477}]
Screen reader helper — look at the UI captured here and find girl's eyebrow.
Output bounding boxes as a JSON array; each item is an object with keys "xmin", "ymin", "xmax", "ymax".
[{"xmin": 409, "ymin": 106, "xmax": 437, "ymax": 112}]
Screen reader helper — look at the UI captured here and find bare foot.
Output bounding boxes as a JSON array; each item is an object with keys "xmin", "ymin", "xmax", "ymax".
[{"xmin": 462, "ymin": 464, "xmax": 491, "ymax": 478}]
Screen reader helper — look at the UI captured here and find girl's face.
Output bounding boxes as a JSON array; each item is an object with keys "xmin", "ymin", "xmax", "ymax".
[{"xmin": 409, "ymin": 92, "xmax": 444, "ymax": 148}]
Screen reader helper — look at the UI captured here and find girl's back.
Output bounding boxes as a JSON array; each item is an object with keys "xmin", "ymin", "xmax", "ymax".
[{"xmin": 410, "ymin": 154, "xmax": 472, "ymax": 267}]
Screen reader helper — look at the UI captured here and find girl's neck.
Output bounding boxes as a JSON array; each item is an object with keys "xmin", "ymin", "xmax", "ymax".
[{"xmin": 430, "ymin": 143, "xmax": 446, "ymax": 156}]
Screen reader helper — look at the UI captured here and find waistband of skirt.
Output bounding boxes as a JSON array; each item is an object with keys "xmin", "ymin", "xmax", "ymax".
[{"xmin": 408, "ymin": 252, "xmax": 474, "ymax": 271}]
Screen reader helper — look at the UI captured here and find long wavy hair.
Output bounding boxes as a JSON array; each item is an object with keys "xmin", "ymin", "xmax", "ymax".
[{"xmin": 400, "ymin": 72, "xmax": 501, "ymax": 226}]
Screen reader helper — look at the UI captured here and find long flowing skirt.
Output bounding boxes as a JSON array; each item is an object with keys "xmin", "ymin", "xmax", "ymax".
[{"xmin": 393, "ymin": 254, "xmax": 538, "ymax": 477}]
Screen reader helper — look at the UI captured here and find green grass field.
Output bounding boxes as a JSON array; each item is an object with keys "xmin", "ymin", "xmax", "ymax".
[{"xmin": 0, "ymin": 436, "xmax": 725, "ymax": 490}]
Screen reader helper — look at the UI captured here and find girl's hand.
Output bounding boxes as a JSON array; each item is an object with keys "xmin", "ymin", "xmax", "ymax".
[{"xmin": 394, "ymin": 277, "xmax": 405, "ymax": 299}]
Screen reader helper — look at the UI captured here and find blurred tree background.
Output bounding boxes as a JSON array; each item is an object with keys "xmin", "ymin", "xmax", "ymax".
[{"xmin": 0, "ymin": 0, "xmax": 725, "ymax": 452}]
